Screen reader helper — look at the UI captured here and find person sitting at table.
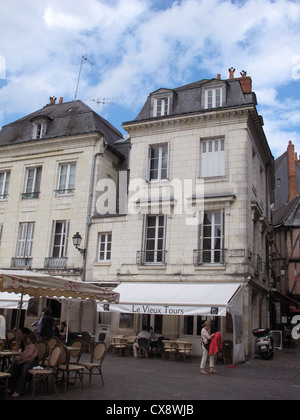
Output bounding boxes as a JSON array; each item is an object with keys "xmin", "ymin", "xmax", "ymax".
[
  {"xmin": 59, "ymin": 321, "xmax": 67, "ymax": 341},
  {"xmin": 9, "ymin": 332, "xmax": 39, "ymax": 398},
  {"xmin": 15, "ymin": 327, "xmax": 32, "ymax": 352},
  {"xmin": 133, "ymin": 325, "xmax": 151, "ymax": 358}
]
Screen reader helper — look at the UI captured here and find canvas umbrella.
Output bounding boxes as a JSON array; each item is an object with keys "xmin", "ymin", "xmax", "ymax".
[{"xmin": 0, "ymin": 269, "xmax": 119, "ymax": 330}]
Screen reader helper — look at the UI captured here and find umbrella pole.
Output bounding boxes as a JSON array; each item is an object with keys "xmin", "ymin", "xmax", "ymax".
[{"xmin": 16, "ymin": 289, "xmax": 24, "ymax": 331}]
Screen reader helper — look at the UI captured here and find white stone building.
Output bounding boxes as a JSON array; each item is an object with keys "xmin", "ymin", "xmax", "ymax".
[
  {"xmin": 0, "ymin": 98, "xmax": 127, "ymax": 333},
  {"xmin": 90, "ymin": 69, "xmax": 274, "ymax": 360}
]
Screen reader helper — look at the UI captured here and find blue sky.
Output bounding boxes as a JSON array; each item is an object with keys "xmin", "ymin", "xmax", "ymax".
[{"xmin": 0, "ymin": 0, "xmax": 300, "ymax": 158}]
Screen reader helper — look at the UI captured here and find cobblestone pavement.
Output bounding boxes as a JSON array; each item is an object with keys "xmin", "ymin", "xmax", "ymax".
[{"xmin": 3, "ymin": 345, "xmax": 300, "ymax": 401}]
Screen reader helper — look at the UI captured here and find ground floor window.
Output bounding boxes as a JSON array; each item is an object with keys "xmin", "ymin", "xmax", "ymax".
[
  {"xmin": 183, "ymin": 316, "xmax": 220, "ymax": 335},
  {"xmin": 119, "ymin": 313, "xmax": 134, "ymax": 329}
]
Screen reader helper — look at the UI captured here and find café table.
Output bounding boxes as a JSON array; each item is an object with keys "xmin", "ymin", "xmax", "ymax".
[{"xmin": 0, "ymin": 350, "xmax": 21, "ymax": 372}]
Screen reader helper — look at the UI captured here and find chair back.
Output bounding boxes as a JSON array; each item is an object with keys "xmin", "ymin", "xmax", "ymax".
[
  {"xmin": 49, "ymin": 345, "xmax": 63, "ymax": 369},
  {"xmin": 93, "ymin": 342, "xmax": 108, "ymax": 362},
  {"xmin": 47, "ymin": 336, "xmax": 60, "ymax": 352},
  {"xmin": 0, "ymin": 339, "xmax": 5, "ymax": 351},
  {"xmin": 59, "ymin": 343, "xmax": 70, "ymax": 366},
  {"xmin": 6, "ymin": 330, "xmax": 15, "ymax": 341},
  {"xmin": 69, "ymin": 338, "xmax": 85, "ymax": 363},
  {"xmin": 98, "ymin": 333, "xmax": 106, "ymax": 342},
  {"xmin": 37, "ymin": 341, "xmax": 49, "ymax": 365},
  {"xmin": 137, "ymin": 338, "xmax": 149, "ymax": 350}
]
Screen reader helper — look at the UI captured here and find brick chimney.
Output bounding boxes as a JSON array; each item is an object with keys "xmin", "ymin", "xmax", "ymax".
[
  {"xmin": 49, "ymin": 96, "xmax": 57, "ymax": 105},
  {"xmin": 287, "ymin": 141, "xmax": 299, "ymax": 201},
  {"xmin": 239, "ymin": 70, "xmax": 252, "ymax": 93},
  {"xmin": 228, "ymin": 67, "xmax": 235, "ymax": 79}
]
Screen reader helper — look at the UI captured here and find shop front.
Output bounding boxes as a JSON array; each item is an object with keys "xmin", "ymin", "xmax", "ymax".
[{"xmin": 98, "ymin": 282, "xmax": 245, "ymax": 364}]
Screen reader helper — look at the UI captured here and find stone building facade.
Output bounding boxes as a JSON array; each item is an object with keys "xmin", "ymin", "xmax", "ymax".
[{"xmin": 89, "ymin": 69, "xmax": 274, "ymax": 359}]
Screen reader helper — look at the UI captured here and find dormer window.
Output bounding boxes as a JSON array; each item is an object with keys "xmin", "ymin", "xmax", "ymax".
[
  {"xmin": 205, "ymin": 88, "xmax": 222, "ymax": 109},
  {"xmin": 30, "ymin": 115, "xmax": 52, "ymax": 139},
  {"xmin": 35, "ymin": 122, "xmax": 47, "ymax": 139},
  {"xmin": 154, "ymin": 97, "xmax": 169, "ymax": 117},
  {"xmin": 150, "ymin": 89, "xmax": 173, "ymax": 118}
]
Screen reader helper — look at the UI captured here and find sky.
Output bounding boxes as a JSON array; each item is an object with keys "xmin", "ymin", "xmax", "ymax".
[{"xmin": 0, "ymin": 0, "xmax": 300, "ymax": 159}]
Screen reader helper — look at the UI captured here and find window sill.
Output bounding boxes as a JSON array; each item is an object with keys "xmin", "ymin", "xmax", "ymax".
[
  {"xmin": 194, "ymin": 264, "xmax": 226, "ymax": 271},
  {"xmin": 137, "ymin": 264, "xmax": 166, "ymax": 270}
]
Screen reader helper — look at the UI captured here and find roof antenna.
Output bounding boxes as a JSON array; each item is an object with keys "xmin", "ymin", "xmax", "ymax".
[
  {"xmin": 74, "ymin": 54, "xmax": 95, "ymax": 101},
  {"xmin": 91, "ymin": 97, "xmax": 122, "ymax": 111}
]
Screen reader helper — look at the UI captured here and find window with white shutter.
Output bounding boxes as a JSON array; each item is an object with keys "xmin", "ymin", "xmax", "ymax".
[{"xmin": 201, "ymin": 139, "xmax": 225, "ymax": 178}]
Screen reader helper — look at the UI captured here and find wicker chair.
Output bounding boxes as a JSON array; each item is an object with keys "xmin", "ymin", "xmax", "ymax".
[
  {"xmin": 137, "ymin": 338, "xmax": 150, "ymax": 359},
  {"xmin": 57, "ymin": 343, "xmax": 85, "ymax": 392},
  {"xmin": 28, "ymin": 345, "xmax": 63, "ymax": 399},
  {"xmin": 0, "ymin": 372, "xmax": 10, "ymax": 400},
  {"xmin": 81, "ymin": 341, "xmax": 108, "ymax": 386}
]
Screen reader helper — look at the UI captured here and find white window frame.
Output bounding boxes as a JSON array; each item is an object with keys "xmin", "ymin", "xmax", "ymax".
[
  {"xmin": 51, "ymin": 220, "xmax": 69, "ymax": 258},
  {"xmin": 143, "ymin": 215, "xmax": 166, "ymax": 264},
  {"xmin": 147, "ymin": 144, "xmax": 169, "ymax": 181},
  {"xmin": 200, "ymin": 211, "xmax": 224, "ymax": 265},
  {"xmin": 201, "ymin": 138, "xmax": 225, "ymax": 178},
  {"xmin": 57, "ymin": 163, "xmax": 76, "ymax": 195},
  {"xmin": 16, "ymin": 222, "xmax": 35, "ymax": 258},
  {"xmin": 23, "ymin": 167, "xmax": 42, "ymax": 198},
  {"xmin": 0, "ymin": 171, "xmax": 10, "ymax": 200},
  {"xmin": 153, "ymin": 97, "xmax": 170, "ymax": 117},
  {"xmin": 204, "ymin": 88, "xmax": 222, "ymax": 109},
  {"xmin": 98, "ymin": 233, "xmax": 112, "ymax": 262},
  {"xmin": 35, "ymin": 122, "xmax": 47, "ymax": 139}
]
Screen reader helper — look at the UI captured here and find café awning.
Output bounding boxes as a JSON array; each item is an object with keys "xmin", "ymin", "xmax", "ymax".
[
  {"xmin": 0, "ymin": 292, "xmax": 31, "ymax": 310},
  {"xmin": 0, "ymin": 270, "xmax": 119, "ymax": 303},
  {"xmin": 98, "ymin": 282, "xmax": 242, "ymax": 317}
]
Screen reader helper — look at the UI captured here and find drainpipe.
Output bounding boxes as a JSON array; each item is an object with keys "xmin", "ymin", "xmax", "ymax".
[{"xmin": 82, "ymin": 139, "xmax": 108, "ymax": 281}]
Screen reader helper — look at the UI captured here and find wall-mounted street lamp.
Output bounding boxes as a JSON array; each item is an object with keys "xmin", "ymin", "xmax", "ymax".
[
  {"xmin": 72, "ymin": 232, "xmax": 86, "ymax": 257},
  {"xmin": 280, "ymin": 265, "xmax": 286, "ymax": 277}
]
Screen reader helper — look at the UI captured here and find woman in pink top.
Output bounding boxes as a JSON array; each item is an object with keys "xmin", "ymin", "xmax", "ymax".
[{"xmin": 9, "ymin": 332, "xmax": 38, "ymax": 398}]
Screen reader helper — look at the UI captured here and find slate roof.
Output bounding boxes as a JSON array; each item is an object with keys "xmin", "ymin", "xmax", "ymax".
[
  {"xmin": 0, "ymin": 100, "xmax": 124, "ymax": 147},
  {"xmin": 272, "ymin": 195, "xmax": 300, "ymax": 227},
  {"xmin": 124, "ymin": 77, "xmax": 257, "ymax": 124}
]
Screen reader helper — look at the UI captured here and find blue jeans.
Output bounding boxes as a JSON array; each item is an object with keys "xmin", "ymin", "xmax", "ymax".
[{"xmin": 11, "ymin": 358, "xmax": 39, "ymax": 395}]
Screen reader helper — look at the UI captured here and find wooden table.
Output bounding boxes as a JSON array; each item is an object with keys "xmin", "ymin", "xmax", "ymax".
[{"xmin": 0, "ymin": 350, "xmax": 20, "ymax": 371}]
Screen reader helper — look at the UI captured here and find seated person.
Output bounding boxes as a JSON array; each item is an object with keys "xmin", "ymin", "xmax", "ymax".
[
  {"xmin": 9, "ymin": 332, "xmax": 38, "ymax": 398},
  {"xmin": 133, "ymin": 325, "xmax": 151, "ymax": 358}
]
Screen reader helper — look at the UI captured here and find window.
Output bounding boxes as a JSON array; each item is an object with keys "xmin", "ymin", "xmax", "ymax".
[
  {"xmin": 57, "ymin": 163, "xmax": 76, "ymax": 195},
  {"xmin": 204, "ymin": 88, "xmax": 222, "ymax": 109},
  {"xmin": 200, "ymin": 211, "xmax": 224, "ymax": 264},
  {"xmin": 201, "ymin": 138, "xmax": 225, "ymax": 178},
  {"xmin": 147, "ymin": 144, "xmax": 169, "ymax": 181},
  {"xmin": 154, "ymin": 97, "xmax": 169, "ymax": 117},
  {"xmin": 16, "ymin": 222, "xmax": 35, "ymax": 258},
  {"xmin": 0, "ymin": 171, "xmax": 10, "ymax": 199},
  {"xmin": 35, "ymin": 122, "xmax": 47, "ymax": 139},
  {"xmin": 141, "ymin": 215, "xmax": 166, "ymax": 264},
  {"xmin": 98, "ymin": 233, "xmax": 112, "ymax": 262},
  {"xmin": 51, "ymin": 221, "xmax": 69, "ymax": 258},
  {"xmin": 22, "ymin": 167, "xmax": 42, "ymax": 199}
]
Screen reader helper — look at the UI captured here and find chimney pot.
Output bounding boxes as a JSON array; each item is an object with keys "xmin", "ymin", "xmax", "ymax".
[
  {"xmin": 228, "ymin": 67, "xmax": 235, "ymax": 79},
  {"xmin": 49, "ymin": 96, "xmax": 57, "ymax": 105},
  {"xmin": 59, "ymin": 97, "xmax": 63, "ymax": 104},
  {"xmin": 217, "ymin": 74, "xmax": 221, "ymax": 80}
]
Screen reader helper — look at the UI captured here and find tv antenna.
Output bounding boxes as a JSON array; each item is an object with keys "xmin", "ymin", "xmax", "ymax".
[
  {"xmin": 74, "ymin": 54, "xmax": 95, "ymax": 100},
  {"xmin": 91, "ymin": 97, "xmax": 122, "ymax": 111}
]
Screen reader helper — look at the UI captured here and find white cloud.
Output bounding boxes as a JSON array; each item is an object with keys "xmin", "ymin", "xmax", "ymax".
[{"xmin": 0, "ymin": 0, "xmax": 300, "ymax": 158}]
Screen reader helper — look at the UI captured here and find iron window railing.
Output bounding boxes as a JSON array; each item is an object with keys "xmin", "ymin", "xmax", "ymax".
[
  {"xmin": 137, "ymin": 250, "xmax": 167, "ymax": 266},
  {"xmin": 193, "ymin": 249, "xmax": 225, "ymax": 266}
]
